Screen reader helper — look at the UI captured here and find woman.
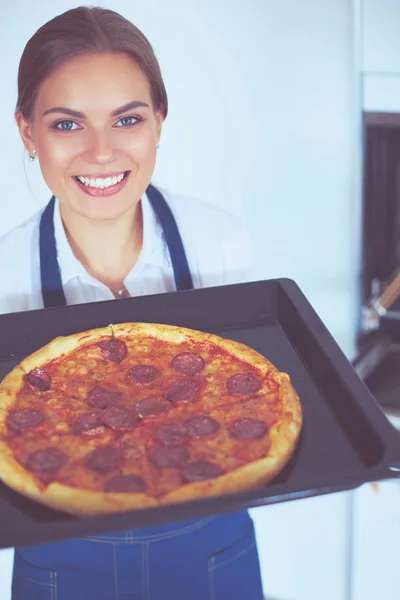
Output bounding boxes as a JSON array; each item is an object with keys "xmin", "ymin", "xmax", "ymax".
[{"xmin": 0, "ymin": 7, "xmax": 264, "ymax": 600}]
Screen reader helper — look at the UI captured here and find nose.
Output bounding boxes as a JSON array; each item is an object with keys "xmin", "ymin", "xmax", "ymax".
[{"xmin": 84, "ymin": 129, "xmax": 118, "ymax": 165}]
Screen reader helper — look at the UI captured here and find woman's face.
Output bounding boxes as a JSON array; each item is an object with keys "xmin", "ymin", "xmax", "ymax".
[{"xmin": 17, "ymin": 52, "xmax": 163, "ymax": 221}]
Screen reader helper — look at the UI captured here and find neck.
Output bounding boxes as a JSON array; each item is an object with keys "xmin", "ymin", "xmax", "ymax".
[{"xmin": 60, "ymin": 202, "xmax": 143, "ymax": 290}]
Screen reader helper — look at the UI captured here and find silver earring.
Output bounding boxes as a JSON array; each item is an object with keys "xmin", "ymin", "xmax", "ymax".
[
  {"xmin": 29, "ymin": 149, "xmax": 37, "ymax": 161},
  {"xmin": 156, "ymin": 144, "xmax": 160, "ymax": 150}
]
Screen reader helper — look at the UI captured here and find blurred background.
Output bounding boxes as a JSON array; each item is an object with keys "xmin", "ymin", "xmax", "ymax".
[{"xmin": 0, "ymin": 1, "xmax": 399, "ymax": 599}]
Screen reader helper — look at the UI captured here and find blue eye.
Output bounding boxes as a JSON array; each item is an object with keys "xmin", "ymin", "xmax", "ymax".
[
  {"xmin": 55, "ymin": 120, "xmax": 79, "ymax": 131},
  {"xmin": 116, "ymin": 116, "xmax": 140, "ymax": 127}
]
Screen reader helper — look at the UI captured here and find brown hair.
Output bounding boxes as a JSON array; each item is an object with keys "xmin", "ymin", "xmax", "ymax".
[{"xmin": 15, "ymin": 6, "xmax": 168, "ymax": 121}]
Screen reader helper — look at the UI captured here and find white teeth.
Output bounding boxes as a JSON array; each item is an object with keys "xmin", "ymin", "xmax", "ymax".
[{"xmin": 77, "ymin": 172, "xmax": 126, "ymax": 189}]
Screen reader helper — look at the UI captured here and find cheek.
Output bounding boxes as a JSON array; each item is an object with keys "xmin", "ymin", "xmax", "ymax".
[
  {"xmin": 124, "ymin": 129, "xmax": 157, "ymax": 164},
  {"xmin": 36, "ymin": 133, "xmax": 78, "ymax": 178}
]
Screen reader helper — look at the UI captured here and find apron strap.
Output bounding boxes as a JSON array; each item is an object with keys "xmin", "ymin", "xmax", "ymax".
[
  {"xmin": 146, "ymin": 185, "xmax": 194, "ymax": 291},
  {"xmin": 39, "ymin": 196, "xmax": 67, "ymax": 308},
  {"xmin": 39, "ymin": 187, "xmax": 194, "ymax": 309}
]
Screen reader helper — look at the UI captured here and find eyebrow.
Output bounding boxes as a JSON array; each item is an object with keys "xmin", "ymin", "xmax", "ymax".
[{"xmin": 42, "ymin": 100, "xmax": 150, "ymax": 118}]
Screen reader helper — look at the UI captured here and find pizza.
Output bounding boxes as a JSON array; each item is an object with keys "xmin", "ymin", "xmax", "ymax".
[{"xmin": 0, "ymin": 323, "xmax": 302, "ymax": 515}]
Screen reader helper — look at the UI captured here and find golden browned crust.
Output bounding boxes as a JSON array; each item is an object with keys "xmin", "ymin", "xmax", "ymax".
[{"xmin": 0, "ymin": 322, "xmax": 303, "ymax": 515}]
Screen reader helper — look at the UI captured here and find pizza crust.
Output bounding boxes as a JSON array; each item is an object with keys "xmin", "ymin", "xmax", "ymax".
[
  {"xmin": 0, "ymin": 322, "xmax": 303, "ymax": 515},
  {"xmin": 18, "ymin": 326, "xmax": 114, "ymax": 374}
]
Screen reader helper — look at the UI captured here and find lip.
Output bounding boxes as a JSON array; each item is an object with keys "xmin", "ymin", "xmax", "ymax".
[{"xmin": 73, "ymin": 171, "xmax": 131, "ymax": 197}]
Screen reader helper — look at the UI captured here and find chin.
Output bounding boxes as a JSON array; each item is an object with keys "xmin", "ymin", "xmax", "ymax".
[{"xmin": 69, "ymin": 196, "xmax": 136, "ymax": 222}]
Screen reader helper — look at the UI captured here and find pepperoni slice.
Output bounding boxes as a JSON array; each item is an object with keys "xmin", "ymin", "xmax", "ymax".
[
  {"xmin": 229, "ymin": 418, "xmax": 267, "ymax": 439},
  {"xmin": 85, "ymin": 446, "xmax": 122, "ymax": 473},
  {"xmin": 165, "ymin": 380, "xmax": 200, "ymax": 403},
  {"xmin": 226, "ymin": 373, "xmax": 262, "ymax": 394},
  {"xmin": 102, "ymin": 406, "xmax": 135, "ymax": 429},
  {"xmin": 127, "ymin": 365, "xmax": 160, "ymax": 384},
  {"xmin": 104, "ymin": 474, "xmax": 147, "ymax": 494},
  {"xmin": 87, "ymin": 386, "xmax": 121, "ymax": 409},
  {"xmin": 150, "ymin": 445, "xmax": 190, "ymax": 468},
  {"xmin": 6, "ymin": 408, "xmax": 43, "ymax": 432},
  {"xmin": 26, "ymin": 448, "xmax": 67, "ymax": 473},
  {"xmin": 182, "ymin": 460, "xmax": 222, "ymax": 482},
  {"xmin": 186, "ymin": 415, "xmax": 220, "ymax": 439},
  {"xmin": 98, "ymin": 339, "xmax": 127, "ymax": 364},
  {"xmin": 134, "ymin": 397, "xmax": 171, "ymax": 417},
  {"xmin": 26, "ymin": 368, "xmax": 51, "ymax": 391},
  {"xmin": 156, "ymin": 421, "xmax": 188, "ymax": 445},
  {"xmin": 74, "ymin": 412, "xmax": 102, "ymax": 435},
  {"xmin": 171, "ymin": 353, "xmax": 205, "ymax": 376}
]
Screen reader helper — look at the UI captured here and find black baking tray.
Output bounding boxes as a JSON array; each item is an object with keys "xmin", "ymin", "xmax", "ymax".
[{"xmin": 0, "ymin": 278, "xmax": 399, "ymax": 549}]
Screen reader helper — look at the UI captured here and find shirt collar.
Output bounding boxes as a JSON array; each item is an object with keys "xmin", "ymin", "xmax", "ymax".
[{"xmin": 53, "ymin": 191, "xmax": 165, "ymax": 287}]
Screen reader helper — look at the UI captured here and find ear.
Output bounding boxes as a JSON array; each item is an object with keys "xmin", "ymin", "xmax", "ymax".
[{"xmin": 15, "ymin": 111, "xmax": 37, "ymax": 156}]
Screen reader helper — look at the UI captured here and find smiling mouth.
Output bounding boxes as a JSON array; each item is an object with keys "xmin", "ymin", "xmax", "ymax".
[{"xmin": 73, "ymin": 171, "xmax": 130, "ymax": 190}]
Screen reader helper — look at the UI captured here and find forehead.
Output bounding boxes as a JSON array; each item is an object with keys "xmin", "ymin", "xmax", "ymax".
[{"xmin": 35, "ymin": 53, "xmax": 152, "ymax": 115}]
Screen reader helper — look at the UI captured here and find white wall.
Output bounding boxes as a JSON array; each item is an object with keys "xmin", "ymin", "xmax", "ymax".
[
  {"xmin": 0, "ymin": 1, "xmax": 361, "ymax": 599},
  {"xmin": 362, "ymin": 0, "xmax": 400, "ymax": 111},
  {"xmin": 351, "ymin": 481, "xmax": 400, "ymax": 600}
]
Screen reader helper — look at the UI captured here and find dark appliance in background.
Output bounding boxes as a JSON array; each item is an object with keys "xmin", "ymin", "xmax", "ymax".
[{"xmin": 353, "ymin": 112, "xmax": 400, "ymax": 430}]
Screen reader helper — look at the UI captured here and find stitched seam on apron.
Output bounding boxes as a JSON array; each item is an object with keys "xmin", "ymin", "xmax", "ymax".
[
  {"xmin": 138, "ymin": 518, "xmax": 215, "ymax": 542},
  {"xmin": 54, "ymin": 571, "xmax": 58, "ymax": 600},
  {"xmin": 209, "ymin": 540, "xmax": 256, "ymax": 571},
  {"xmin": 80, "ymin": 537, "xmax": 133, "ymax": 544},
  {"xmin": 141, "ymin": 543, "xmax": 145, "ymax": 600},
  {"xmin": 49, "ymin": 571, "xmax": 57, "ymax": 600},
  {"xmin": 83, "ymin": 517, "xmax": 216, "ymax": 543},
  {"xmin": 113, "ymin": 542, "xmax": 119, "ymax": 600},
  {"xmin": 50, "ymin": 571, "xmax": 55, "ymax": 600},
  {"xmin": 145, "ymin": 542, "xmax": 150, "ymax": 600},
  {"xmin": 208, "ymin": 558, "xmax": 216, "ymax": 600},
  {"xmin": 15, "ymin": 574, "xmax": 57, "ymax": 587}
]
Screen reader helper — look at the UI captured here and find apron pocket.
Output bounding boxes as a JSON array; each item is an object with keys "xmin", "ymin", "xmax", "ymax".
[
  {"xmin": 12, "ymin": 550, "xmax": 58, "ymax": 600},
  {"xmin": 207, "ymin": 523, "xmax": 264, "ymax": 600}
]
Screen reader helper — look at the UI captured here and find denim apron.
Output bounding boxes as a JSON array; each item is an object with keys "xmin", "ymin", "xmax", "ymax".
[{"xmin": 12, "ymin": 185, "xmax": 264, "ymax": 600}]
